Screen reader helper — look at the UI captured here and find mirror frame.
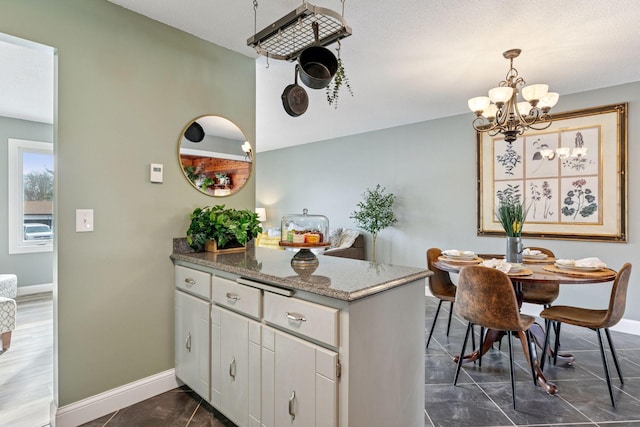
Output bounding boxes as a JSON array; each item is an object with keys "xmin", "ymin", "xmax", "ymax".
[{"xmin": 178, "ymin": 115, "xmax": 253, "ymax": 197}]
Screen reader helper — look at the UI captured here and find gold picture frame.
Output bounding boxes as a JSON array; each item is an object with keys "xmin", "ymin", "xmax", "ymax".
[{"xmin": 477, "ymin": 103, "xmax": 627, "ymax": 242}]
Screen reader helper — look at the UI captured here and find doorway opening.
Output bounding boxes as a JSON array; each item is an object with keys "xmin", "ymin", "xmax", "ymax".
[{"xmin": 0, "ymin": 32, "xmax": 56, "ymax": 427}]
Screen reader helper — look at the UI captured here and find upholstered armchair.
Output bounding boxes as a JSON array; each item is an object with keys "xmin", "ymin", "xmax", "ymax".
[{"xmin": 0, "ymin": 274, "xmax": 17, "ymax": 352}]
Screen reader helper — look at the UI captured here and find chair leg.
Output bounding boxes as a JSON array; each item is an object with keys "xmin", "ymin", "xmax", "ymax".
[
  {"xmin": 596, "ymin": 328, "xmax": 616, "ymax": 407},
  {"xmin": 507, "ymin": 331, "xmax": 516, "ymax": 410},
  {"xmin": 446, "ymin": 301, "xmax": 454, "ymax": 336},
  {"xmin": 541, "ymin": 319, "xmax": 552, "ymax": 371},
  {"xmin": 1, "ymin": 331, "xmax": 12, "ymax": 351},
  {"xmin": 604, "ymin": 328, "xmax": 624, "ymax": 385},
  {"xmin": 426, "ymin": 300, "xmax": 443, "ymax": 349},
  {"xmin": 454, "ymin": 322, "xmax": 473, "ymax": 386},
  {"xmin": 525, "ymin": 330, "xmax": 537, "ymax": 386},
  {"xmin": 478, "ymin": 326, "xmax": 484, "ymax": 368},
  {"xmin": 471, "ymin": 325, "xmax": 476, "ymax": 357},
  {"xmin": 552, "ymin": 322, "xmax": 562, "ymax": 365}
]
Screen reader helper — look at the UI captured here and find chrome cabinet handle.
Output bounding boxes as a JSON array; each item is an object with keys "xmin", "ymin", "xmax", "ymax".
[
  {"xmin": 286, "ymin": 312, "xmax": 307, "ymax": 322},
  {"xmin": 226, "ymin": 292, "xmax": 240, "ymax": 301},
  {"xmin": 185, "ymin": 332, "xmax": 192, "ymax": 352},
  {"xmin": 229, "ymin": 357, "xmax": 236, "ymax": 380},
  {"xmin": 184, "ymin": 278, "xmax": 196, "ymax": 287},
  {"xmin": 288, "ymin": 390, "xmax": 296, "ymax": 421}
]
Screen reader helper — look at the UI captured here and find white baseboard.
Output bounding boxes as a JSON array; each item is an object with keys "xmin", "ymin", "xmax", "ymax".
[
  {"xmin": 53, "ymin": 369, "xmax": 180, "ymax": 427},
  {"xmin": 17, "ymin": 282, "xmax": 53, "ymax": 296}
]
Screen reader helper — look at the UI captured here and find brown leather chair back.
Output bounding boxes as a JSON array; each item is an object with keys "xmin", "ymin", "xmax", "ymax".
[
  {"xmin": 426, "ymin": 248, "xmax": 456, "ymax": 298},
  {"xmin": 456, "ymin": 265, "xmax": 525, "ymax": 331},
  {"xmin": 602, "ymin": 263, "xmax": 632, "ymax": 328}
]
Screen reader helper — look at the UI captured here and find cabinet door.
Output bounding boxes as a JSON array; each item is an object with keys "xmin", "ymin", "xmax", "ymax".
[
  {"xmin": 212, "ymin": 306, "xmax": 261, "ymax": 427},
  {"xmin": 175, "ymin": 290, "xmax": 210, "ymax": 400},
  {"xmin": 262, "ymin": 327, "xmax": 338, "ymax": 427}
]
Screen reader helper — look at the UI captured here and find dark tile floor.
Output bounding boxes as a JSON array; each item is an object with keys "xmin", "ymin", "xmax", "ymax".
[
  {"xmin": 424, "ymin": 297, "xmax": 640, "ymax": 427},
  {"xmin": 79, "ymin": 296, "xmax": 640, "ymax": 427}
]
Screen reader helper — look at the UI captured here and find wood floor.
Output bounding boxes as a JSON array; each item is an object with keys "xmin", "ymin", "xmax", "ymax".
[{"xmin": 0, "ymin": 293, "xmax": 53, "ymax": 427}]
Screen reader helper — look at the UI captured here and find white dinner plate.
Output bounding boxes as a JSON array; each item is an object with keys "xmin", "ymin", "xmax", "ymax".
[
  {"xmin": 555, "ymin": 263, "xmax": 604, "ymax": 272},
  {"xmin": 508, "ymin": 263, "xmax": 524, "ymax": 272},
  {"xmin": 444, "ymin": 254, "xmax": 476, "ymax": 260},
  {"xmin": 523, "ymin": 253, "xmax": 547, "ymax": 260}
]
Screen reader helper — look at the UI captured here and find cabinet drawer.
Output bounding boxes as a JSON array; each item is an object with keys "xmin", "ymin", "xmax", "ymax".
[
  {"xmin": 175, "ymin": 265, "xmax": 211, "ymax": 299},
  {"xmin": 212, "ymin": 276, "xmax": 262, "ymax": 319},
  {"xmin": 263, "ymin": 292, "xmax": 339, "ymax": 347}
]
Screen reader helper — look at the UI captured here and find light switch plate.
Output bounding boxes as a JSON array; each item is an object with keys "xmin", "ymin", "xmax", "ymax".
[{"xmin": 76, "ymin": 209, "xmax": 94, "ymax": 232}]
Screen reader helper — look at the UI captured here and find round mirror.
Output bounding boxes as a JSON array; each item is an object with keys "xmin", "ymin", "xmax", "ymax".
[{"xmin": 178, "ymin": 115, "xmax": 253, "ymax": 197}]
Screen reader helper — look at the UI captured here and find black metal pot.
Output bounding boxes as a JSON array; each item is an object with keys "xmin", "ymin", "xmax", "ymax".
[
  {"xmin": 281, "ymin": 64, "xmax": 309, "ymax": 117},
  {"xmin": 298, "ymin": 22, "xmax": 337, "ymax": 90}
]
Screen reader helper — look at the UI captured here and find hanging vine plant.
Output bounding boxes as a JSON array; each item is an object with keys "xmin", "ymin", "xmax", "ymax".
[{"xmin": 326, "ymin": 43, "xmax": 353, "ymax": 109}]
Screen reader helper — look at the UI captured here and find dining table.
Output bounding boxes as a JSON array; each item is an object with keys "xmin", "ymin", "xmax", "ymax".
[{"xmin": 432, "ymin": 254, "xmax": 617, "ymax": 395}]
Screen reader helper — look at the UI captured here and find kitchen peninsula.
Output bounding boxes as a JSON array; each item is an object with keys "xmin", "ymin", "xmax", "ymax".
[{"xmin": 171, "ymin": 241, "xmax": 430, "ymax": 427}]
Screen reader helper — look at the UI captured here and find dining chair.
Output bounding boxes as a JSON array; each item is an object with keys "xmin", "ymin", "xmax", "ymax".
[
  {"xmin": 453, "ymin": 265, "xmax": 537, "ymax": 410},
  {"xmin": 540, "ymin": 263, "xmax": 632, "ymax": 407},
  {"xmin": 425, "ymin": 248, "xmax": 457, "ymax": 348}
]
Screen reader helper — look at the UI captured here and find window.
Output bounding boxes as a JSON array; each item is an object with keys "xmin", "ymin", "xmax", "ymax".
[{"xmin": 8, "ymin": 138, "xmax": 54, "ymax": 254}]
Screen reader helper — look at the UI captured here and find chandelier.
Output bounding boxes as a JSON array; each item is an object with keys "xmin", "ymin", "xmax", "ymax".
[{"xmin": 468, "ymin": 49, "xmax": 559, "ymax": 143}]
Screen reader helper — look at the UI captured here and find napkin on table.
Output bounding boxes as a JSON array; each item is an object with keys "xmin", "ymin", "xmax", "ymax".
[
  {"xmin": 555, "ymin": 257, "xmax": 607, "ymax": 268},
  {"xmin": 481, "ymin": 258, "xmax": 512, "ymax": 273},
  {"xmin": 523, "ymin": 248, "xmax": 541, "ymax": 256},
  {"xmin": 575, "ymin": 257, "xmax": 607, "ymax": 268}
]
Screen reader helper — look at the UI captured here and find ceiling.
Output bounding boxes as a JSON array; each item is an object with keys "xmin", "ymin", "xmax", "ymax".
[
  {"xmin": 0, "ymin": 34, "xmax": 54, "ymax": 124},
  {"xmin": 4, "ymin": 2, "xmax": 640, "ymax": 153}
]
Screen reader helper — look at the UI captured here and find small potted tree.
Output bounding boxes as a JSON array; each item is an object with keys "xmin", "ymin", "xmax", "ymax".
[
  {"xmin": 350, "ymin": 184, "xmax": 398, "ymax": 263},
  {"xmin": 186, "ymin": 205, "xmax": 262, "ymax": 253}
]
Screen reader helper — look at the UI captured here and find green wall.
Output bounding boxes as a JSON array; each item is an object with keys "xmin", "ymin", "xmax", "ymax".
[
  {"xmin": 257, "ymin": 82, "xmax": 639, "ymax": 321},
  {"xmin": 0, "ymin": 116, "xmax": 54, "ymax": 286},
  {"xmin": 1, "ymin": 0, "xmax": 255, "ymax": 407}
]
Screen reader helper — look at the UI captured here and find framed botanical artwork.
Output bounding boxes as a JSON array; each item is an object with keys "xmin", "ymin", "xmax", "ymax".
[{"xmin": 477, "ymin": 103, "xmax": 627, "ymax": 242}]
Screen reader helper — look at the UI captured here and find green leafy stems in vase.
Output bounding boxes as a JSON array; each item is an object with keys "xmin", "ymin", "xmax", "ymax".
[
  {"xmin": 497, "ymin": 198, "xmax": 527, "ymax": 264},
  {"xmin": 497, "ymin": 199, "xmax": 526, "ymax": 237}
]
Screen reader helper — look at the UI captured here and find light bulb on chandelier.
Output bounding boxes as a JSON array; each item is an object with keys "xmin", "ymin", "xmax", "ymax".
[
  {"xmin": 468, "ymin": 49, "xmax": 559, "ymax": 142},
  {"xmin": 540, "ymin": 146, "xmax": 588, "ymax": 160}
]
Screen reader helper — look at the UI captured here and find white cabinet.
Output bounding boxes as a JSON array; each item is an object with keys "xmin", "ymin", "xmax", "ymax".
[
  {"xmin": 261, "ymin": 325, "xmax": 337, "ymax": 427},
  {"xmin": 211, "ymin": 275, "xmax": 262, "ymax": 427},
  {"xmin": 211, "ymin": 305, "xmax": 262, "ymax": 427},
  {"xmin": 173, "ymin": 260, "xmax": 425, "ymax": 427},
  {"xmin": 175, "ymin": 289, "xmax": 210, "ymax": 400}
]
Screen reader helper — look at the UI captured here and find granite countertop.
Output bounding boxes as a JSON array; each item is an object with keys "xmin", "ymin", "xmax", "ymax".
[{"xmin": 171, "ymin": 240, "xmax": 431, "ymax": 302}]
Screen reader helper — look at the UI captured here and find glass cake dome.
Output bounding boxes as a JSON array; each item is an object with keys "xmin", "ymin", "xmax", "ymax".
[{"xmin": 280, "ymin": 208, "xmax": 329, "ymax": 245}]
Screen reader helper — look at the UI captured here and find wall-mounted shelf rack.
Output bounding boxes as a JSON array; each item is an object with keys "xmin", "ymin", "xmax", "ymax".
[{"xmin": 247, "ymin": 2, "xmax": 351, "ymax": 62}]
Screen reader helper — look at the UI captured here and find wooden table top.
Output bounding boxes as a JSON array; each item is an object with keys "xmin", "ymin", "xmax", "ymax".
[{"xmin": 432, "ymin": 259, "xmax": 616, "ymax": 285}]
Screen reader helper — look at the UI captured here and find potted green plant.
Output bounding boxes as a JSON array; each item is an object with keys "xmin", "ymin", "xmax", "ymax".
[
  {"xmin": 186, "ymin": 205, "xmax": 262, "ymax": 252},
  {"xmin": 350, "ymin": 184, "xmax": 398, "ymax": 263},
  {"xmin": 183, "ymin": 165, "xmax": 199, "ymax": 183},
  {"xmin": 199, "ymin": 176, "xmax": 216, "ymax": 191},
  {"xmin": 215, "ymin": 172, "xmax": 230, "ymax": 185}
]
